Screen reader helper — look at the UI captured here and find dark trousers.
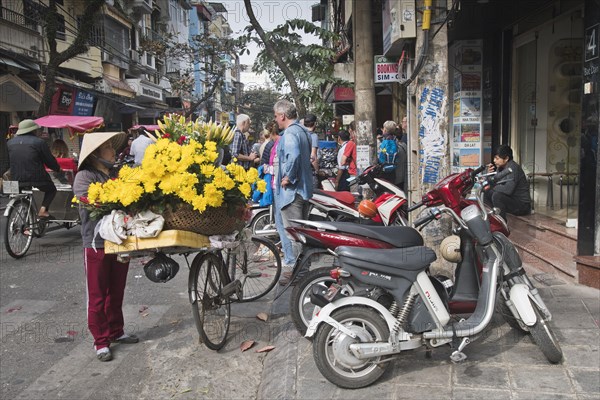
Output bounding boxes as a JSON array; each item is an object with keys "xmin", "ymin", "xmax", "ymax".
[
  {"xmin": 20, "ymin": 180, "xmax": 57, "ymax": 210},
  {"xmin": 84, "ymin": 248, "xmax": 130, "ymax": 350},
  {"xmin": 336, "ymin": 169, "xmax": 350, "ymax": 191},
  {"xmin": 485, "ymin": 190, "xmax": 531, "ymax": 220}
]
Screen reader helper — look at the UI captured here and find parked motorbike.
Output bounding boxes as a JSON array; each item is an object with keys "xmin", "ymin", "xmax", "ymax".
[
  {"xmin": 286, "ymin": 166, "xmax": 509, "ymax": 334},
  {"xmin": 306, "ymin": 182, "xmax": 562, "ymax": 389},
  {"xmin": 310, "ymin": 164, "xmax": 408, "ymax": 226},
  {"xmin": 250, "ymin": 164, "xmax": 408, "ymax": 239}
]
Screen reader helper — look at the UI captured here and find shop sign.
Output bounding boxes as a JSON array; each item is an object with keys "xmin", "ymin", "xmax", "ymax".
[
  {"xmin": 374, "ymin": 55, "xmax": 399, "ymax": 83},
  {"xmin": 57, "ymin": 88, "xmax": 73, "ymax": 112},
  {"xmin": 72, "ymin": 90, "xmax": 95, "ymax": 116},
  {"xmin": 333, "ymin": 87, "xmax": 355, "ymax": 101}
]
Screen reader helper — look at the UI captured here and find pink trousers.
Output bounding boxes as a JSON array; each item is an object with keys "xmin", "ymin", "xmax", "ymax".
[{"xmin": 84, "ymin": 248, "xmax": 130, "ymax": 350}]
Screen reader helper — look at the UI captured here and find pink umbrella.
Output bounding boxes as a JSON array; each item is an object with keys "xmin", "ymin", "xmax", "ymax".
[{"xmin": 35, "ymin": 115, "xmax": 104, "ymax": 135}]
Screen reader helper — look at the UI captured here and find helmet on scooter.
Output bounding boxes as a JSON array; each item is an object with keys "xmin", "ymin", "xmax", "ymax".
[
  {"xmin": 440, "ymin": 235, "xmax": 462, "ymax": 263},
  {"xmin": 143, "ymin": 253, "xmax": 180, "ymax": 283},
  {"xmin": 358, "ymin": 199, "xmax": 378, "ymax": 219}
]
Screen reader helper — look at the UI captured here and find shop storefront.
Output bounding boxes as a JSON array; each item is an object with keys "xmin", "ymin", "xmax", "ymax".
[{"xmin": 448, "ymin": 0, "xmax": 598, "ymax": 251}]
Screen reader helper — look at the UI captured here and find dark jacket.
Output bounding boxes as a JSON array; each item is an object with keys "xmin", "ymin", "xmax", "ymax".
[
  {"xmin": 492, "ymin": 159, "xmax": 531, "ymax": 204},
  {"xmin": 7, "ymin": 133, "xmax": 60, "ymax": 185},
  {"xmin": 73, "ymin": 168, "xmax": 110, "ymax": 249}
]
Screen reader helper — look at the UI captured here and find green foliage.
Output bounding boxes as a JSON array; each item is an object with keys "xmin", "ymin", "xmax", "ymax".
[
  {"xmin": 250, "ymin": 19, "xmax": 346, "ymax": 123},
  {"xmin": 238, "ymin": 88, "xmax": 283, "ymax": 135}
]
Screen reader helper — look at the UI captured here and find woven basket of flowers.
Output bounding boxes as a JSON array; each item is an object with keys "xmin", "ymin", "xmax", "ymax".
[
  {"xmin": 163, "ymin": 203, "xmax": 247, "ymax": 236},
  {"xmin": 78, "ymin": 115, "xmax": 265, "ymax": 238}
]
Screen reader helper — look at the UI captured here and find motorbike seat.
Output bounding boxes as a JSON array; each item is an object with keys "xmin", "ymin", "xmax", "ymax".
[
  {"xmin": 336, "ymin": 245, "xmax": 436, "ymax": 274},
  {"xmin": 314, "ymin": 189, "xmax": 356, "ymax": 207},
  {"xmin": 321, "ymin": 221, "xmax": 423, "ymax": 248}
]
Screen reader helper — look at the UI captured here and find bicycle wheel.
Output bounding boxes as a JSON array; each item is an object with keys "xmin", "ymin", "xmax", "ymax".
[
  {"xmin": 4, "ymin": 199, "xmax": 34, "ymax": 259},
  {"xmin": 189, "ymin": 252, "xmax": 230, "ymax": 350},
  {"xmin": 251, "ymin": 210, "xmax": 279, "ymax": 240},
  {"xmin": 228, "ymin": 236, "xmax": 281, "ymax": 302}
]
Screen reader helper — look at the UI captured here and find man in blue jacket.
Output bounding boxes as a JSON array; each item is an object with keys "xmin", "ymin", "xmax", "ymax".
[{"xmin": 274, "ymin": 100, "xmax": 313, "ymax": 284}]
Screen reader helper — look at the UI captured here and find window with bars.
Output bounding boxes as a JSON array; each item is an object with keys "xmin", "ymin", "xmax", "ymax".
[{"xmin": 77, "ymin": 16, "xmax": 103, "ymax": 46}]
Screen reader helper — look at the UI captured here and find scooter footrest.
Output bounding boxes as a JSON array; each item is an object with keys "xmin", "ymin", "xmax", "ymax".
[{"xmin": 450, "ymin": 351, "xmax": 467, "ymax": 363}]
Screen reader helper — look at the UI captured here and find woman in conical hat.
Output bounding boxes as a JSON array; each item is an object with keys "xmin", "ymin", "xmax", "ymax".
[{"xmin": 72, "ymin": 132, "xmax": 139, "ymax": 362}]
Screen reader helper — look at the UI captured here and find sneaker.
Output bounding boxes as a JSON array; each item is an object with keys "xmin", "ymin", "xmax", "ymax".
[
  {"xmin": 253, "ymin": 245, "xmax": 271, "ymax": 261},
  {"xmin": 112, "ymin": 334, "xmax": 139, "ymax": 344},
  {"xmin": 96, "ymin": 347, "xmax": 112, "ymax": 362},
  {"xmin": 278, "ymin": 268, "xmax": 307, "ymax": 286},
  {"xmin": 279, "ymin": 271, "xmax": 294, "ymax": 286}
]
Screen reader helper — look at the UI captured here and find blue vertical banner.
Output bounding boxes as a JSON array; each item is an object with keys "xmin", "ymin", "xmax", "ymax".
[{"xmin": 418, "ymin": 86, "xmax": 447, "ymax": 184}]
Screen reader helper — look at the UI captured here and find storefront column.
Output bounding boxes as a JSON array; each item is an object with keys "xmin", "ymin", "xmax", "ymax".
[{"xmin": 578, "ymin": 0, "xmax": 600, "ymax": 255}]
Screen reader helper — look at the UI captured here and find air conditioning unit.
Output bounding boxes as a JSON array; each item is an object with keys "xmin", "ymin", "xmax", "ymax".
[
  {"xmin": 130, "ymin": 49, "xmax": 140, "ymax": 63},
  {"xmin": 383, "ymin": 0, "xmax": 417, "ymax": 57},
  {"xmin": 102, "ymin": 51, "xmax": 115, "ymax": 63}
]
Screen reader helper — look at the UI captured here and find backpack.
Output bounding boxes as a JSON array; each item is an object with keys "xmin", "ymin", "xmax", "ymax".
[{"xmin": 378, "ymin": 138, "xmax": 398, "ymax": 172}]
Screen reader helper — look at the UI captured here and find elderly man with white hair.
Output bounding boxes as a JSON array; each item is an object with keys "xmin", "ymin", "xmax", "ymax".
[{"xmin": 231, "ymin": 114, "xmax": 257, "ymax": 169}]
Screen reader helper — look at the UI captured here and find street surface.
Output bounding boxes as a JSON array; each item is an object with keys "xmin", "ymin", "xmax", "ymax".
[{"xmin": 1, "ymin": 207, "xmax": 599, "ymax": 399}]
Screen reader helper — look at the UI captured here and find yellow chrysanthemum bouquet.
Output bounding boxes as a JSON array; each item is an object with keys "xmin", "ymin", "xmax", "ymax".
[{"xmin": 81, "ymin": 115, "xmax": 266, "ymax": 233}]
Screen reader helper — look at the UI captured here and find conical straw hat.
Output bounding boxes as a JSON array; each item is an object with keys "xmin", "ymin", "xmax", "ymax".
[{"xmin": 78, "ymin": 132, "xmax": 126, "ymax": 168}]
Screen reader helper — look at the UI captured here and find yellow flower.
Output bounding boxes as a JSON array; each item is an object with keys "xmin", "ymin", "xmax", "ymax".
[{"xmin": 88, "ymin": 115, "xmax": 264, "ymax": 217}]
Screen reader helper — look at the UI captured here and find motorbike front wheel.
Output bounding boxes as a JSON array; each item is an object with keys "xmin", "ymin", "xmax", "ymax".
[
  {"xmin": 529, "ymin": 302, "xmax": 563, "ymax": 364},
  {"xmin": 313, "ymin": 306, "xmax": 391, "ymax": 389}
]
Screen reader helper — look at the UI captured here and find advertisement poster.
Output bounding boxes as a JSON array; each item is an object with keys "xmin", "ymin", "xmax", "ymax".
[
  {"xmin": 356, "ymin": 145, "xmax": 370, "ymax": 171},
  {"xmin": 450, "ymin": 40, "xmax": 483, "ymax": 170}
]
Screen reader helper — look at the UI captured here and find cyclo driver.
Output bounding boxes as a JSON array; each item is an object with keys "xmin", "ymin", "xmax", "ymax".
[{"xmin": 7, "ymin": 119, "xmax": 64, "ymax": 219}]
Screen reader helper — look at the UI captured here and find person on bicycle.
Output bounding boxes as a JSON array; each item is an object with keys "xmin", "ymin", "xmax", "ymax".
[
  {"xmin": 7, "ymin": 119, "xmax": 62, "ymax": 219},
  {"xmin": 73, "ymin": 132, "xmax": 138, "ymax": 362}
]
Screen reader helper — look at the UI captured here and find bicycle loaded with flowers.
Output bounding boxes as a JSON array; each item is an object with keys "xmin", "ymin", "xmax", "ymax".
[{"xmin": 74, "ymin": 114, "xmax": 266, "ymax": 240}]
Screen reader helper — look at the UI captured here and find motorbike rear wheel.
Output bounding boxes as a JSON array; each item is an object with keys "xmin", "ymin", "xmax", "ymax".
[
  {"xmin": 529, "ymin": 302, "xmax": 563, "ymax": 364},
  {"xmin": 290, "ymin": 267, "xmax": 336, "ymax": 336},
  {"xmin": 313, "ymin": 306, "xmax": 391, "ymax": 389}
]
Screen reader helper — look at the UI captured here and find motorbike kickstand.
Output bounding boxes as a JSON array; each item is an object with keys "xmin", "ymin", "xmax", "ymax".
[{"xmin": 450, "ymin": 338, "xmax": 470, "ymax": 363}]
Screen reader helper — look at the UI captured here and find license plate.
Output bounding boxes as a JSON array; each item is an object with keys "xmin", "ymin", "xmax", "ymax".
[
  {"xmin": 2, "ymin": 180, "xmax": 19, "ymax": 194},
  {"xmin": 324, "ymin": 283, "xmax": 340, "ymax": 301}
]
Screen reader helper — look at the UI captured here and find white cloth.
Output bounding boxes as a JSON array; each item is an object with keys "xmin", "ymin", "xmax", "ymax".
[
  {"xmin": 93, "ymin": 210, "xmax": 128, "ymax": 250},
  {"xmin": 209, "ymin": 233, "xmax": 238, "ymax": 249},
  {"xmin": 126, "ymin": 210, "xmax": 164, "ymax": 238},
  {"xmin": 130, "ymin": 135, "xmax": 154, "ymax": 166}
]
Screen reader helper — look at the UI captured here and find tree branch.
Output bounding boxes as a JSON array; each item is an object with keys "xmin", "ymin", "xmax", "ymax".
[{"xmin": 243, "ymin": 0, "xmax": 306, "ymax": 116}]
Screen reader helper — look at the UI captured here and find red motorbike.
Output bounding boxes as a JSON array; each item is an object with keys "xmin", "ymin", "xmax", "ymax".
[{"xmin": 285, "ymin": 166, "xmax": 510, "ymax": 334}]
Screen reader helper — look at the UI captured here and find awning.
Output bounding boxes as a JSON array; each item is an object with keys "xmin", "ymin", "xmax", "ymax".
[
  {"xmin": 118, "ymin": 102, "xmax": 146, "ymax": 114},
  {"xmin": 104, "ymin": 75, "xmax": 135, "ymax": 93},
  {"xmin": 0, "ymin": 74, "xmax": 41, "ymax": 111},
  {"xmin": 55, "ymin": 76, "xmax": 94, "ymax": 89},
  {"xmin": 0, "ymin": 56, "xmax": 28, "ymax": 70},
  {"xmin": 34, "ymin": 115, "xmax": 105, "ymax": 135}
]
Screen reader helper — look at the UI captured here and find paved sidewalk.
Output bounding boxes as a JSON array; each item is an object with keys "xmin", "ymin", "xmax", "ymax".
[{"xmin": 259, "ymin": 266, "xmax": 600, "ymax": 400}]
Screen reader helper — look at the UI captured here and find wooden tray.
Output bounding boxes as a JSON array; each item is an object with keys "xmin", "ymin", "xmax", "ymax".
[{"xmin": 104, "ymin": 230, "xmax": 211, "ymax": 257}]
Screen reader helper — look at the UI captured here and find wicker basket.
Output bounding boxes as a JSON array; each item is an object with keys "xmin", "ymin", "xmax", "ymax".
[{"xmin": 162, "ymin": 203, "xmax": 246, "ymax": 235}]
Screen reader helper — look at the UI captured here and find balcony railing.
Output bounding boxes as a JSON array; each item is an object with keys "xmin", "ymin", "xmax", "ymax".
[{"xmin": 0, "ymin": 6, "xmax": 39, "ymax": 32}]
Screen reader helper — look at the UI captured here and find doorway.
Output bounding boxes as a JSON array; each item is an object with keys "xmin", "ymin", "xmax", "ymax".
[{"xmin": 511, "ymin": 9, "xmax": 583, "ymax": 227}]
